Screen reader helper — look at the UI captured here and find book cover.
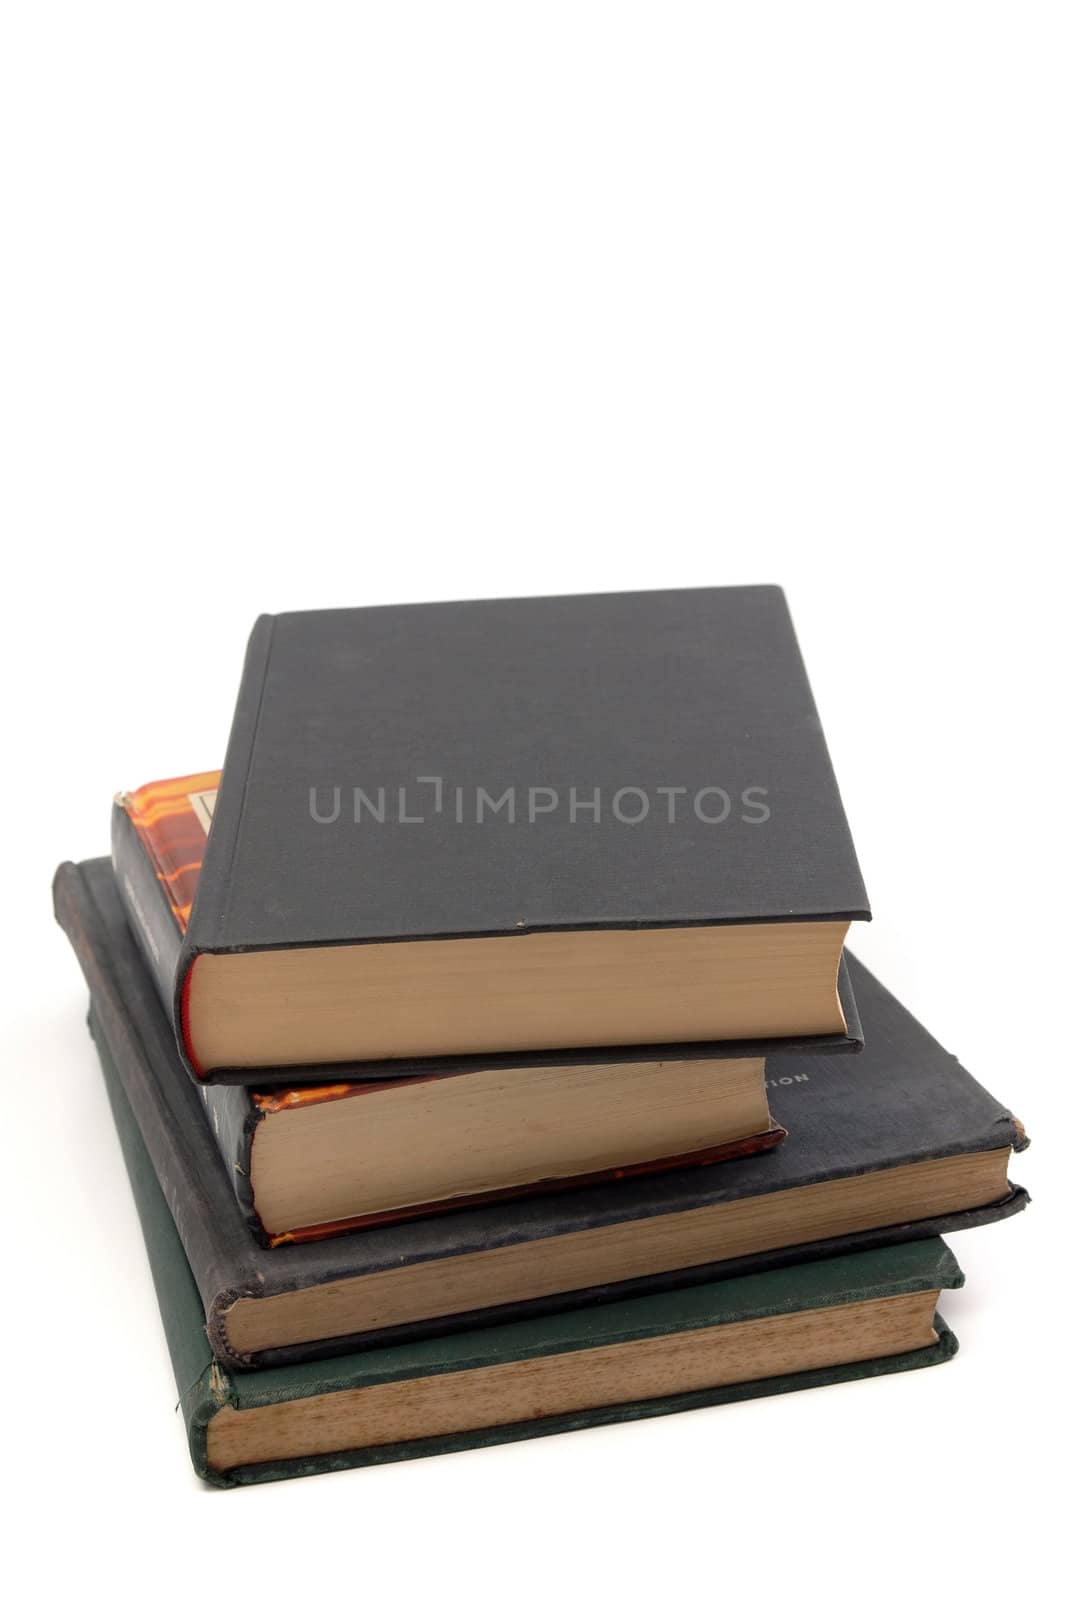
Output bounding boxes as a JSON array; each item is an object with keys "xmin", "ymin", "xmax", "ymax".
[
  {"xmin": 95, "ymin": 1008, "xmax": 960, "ymax": 1489},
  {"xmin": 135, "ymin": 588, "xmax": 871, "ymax": 1078},
  {"xmin": 55, "ymin": 857, "xmax": 1026, "ymax": 1372}
]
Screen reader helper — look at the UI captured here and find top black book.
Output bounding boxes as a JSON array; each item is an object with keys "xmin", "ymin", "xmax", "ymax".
[{"xmin": 154, "ymin": 588, "xmax": 870, "ymax": 1079}]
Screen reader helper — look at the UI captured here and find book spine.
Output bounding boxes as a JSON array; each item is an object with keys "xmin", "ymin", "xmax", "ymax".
[
  {"xmin": 110, "ymin": 801, "xmax": 183, "ymax": 1015},
  {"xmin": 88, "ymin": 1002, "xmax": 230, "ymax": 1481},
  {"xmin": 90, "ymin": 1011, "xmax": 230, "ymax": 1465},
  {"xmin": 201, "ymin": 1082, "xmax": 265, "ymax": 1241},
  {"xmin": 52, "ymin": 862, "xmax": 258, "ymax": 1362},
  {"xmin": 177, "ymin": 613, "xmax": 277, "ymax": 1075}
]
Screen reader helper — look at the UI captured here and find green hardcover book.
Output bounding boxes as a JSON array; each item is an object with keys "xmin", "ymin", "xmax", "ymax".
[{"xmin": 92, "ymin": 1005, "xmax": 962, "ymax": 1488}]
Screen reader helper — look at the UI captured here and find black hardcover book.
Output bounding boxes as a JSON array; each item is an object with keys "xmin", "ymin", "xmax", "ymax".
[
  {"xmin": 130, "ymin": 588, "xmax": 871, "ymax": 1082},
  {"xmin": 112, "ymin": 756, "xmax": 865, "ymax": 1086},
  {"xmin": 55, "ymin": 858, "xmax": 1025, "ymax": 1372}
]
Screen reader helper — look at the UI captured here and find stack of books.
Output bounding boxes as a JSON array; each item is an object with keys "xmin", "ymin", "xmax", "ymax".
[{"xmin": 54, "ymin": 587, "xmax": 1028, "ymax": 1487}]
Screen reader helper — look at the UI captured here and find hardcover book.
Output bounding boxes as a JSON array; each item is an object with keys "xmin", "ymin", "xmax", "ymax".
[
  {"xmin": 55, "ymin": 858, "xmax": 1026, "ymax": 1370},
  {"xmin": 115, "ymin": 770, "xmax": 788, "ymax": 1241},
  {"xmin": 95, "ymin": 1006, "xmax": 961, "ymax": 1488},
  {"xmin": 113, "ymin": 587, "xmax": 871, "ymax": 1081},
  {"xmin": 114, "ymin": 765, "xmax": 863, "ymax": 1087},
  {"xmin": 207, "ymin": 1064, "xmax": 784, "ymax": 1245}
]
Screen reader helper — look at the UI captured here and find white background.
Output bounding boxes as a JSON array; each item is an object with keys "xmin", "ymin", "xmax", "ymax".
[{"xmin": 1, "ymin": 5, "xmax": 1066, "ymax": 1597}]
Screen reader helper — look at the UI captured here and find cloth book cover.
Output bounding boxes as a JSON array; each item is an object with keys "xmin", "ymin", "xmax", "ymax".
[
  {"xmin": 54, "ymin": 857, "xmax": 1026, "ymax": 1373},
  {"xmin": 93, "ymin": 1003, "xmax": 960, "ymax": 1488},
  {"xmin": 115, "ymin": 587, "xmax": 870, "ymax": 1081}
]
